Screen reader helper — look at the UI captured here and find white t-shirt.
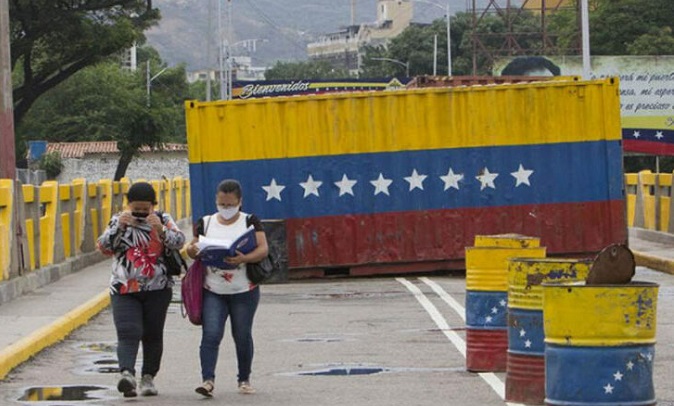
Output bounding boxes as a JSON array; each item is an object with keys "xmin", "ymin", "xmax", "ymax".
[{"xmin": 202, "ymin": 213, "xmax": 256, "ymax": 295}]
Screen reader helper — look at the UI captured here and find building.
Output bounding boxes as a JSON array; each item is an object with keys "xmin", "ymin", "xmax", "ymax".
[
  {"xmin": 31, "ymin": 141, "xmax": 189, "ymax": 184},
  {"xmin": 307, "ymin": 0, "xmax": 414, "ymax": 75},
  {"xmin": 187, "ymin": 56, "xmax": 266, "ymax": 84}
]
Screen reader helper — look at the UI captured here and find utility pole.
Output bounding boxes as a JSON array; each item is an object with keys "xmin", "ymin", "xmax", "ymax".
[
  {"xmin": 0, "ymin": 0, "xmax": 16, "ymax": 179},
  {"xmin": 351, "ymin": 0, "xmax": 356, "ymax": 25}
]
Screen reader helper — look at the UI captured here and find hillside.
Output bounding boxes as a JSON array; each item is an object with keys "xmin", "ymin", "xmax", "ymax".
[{"xmin": 145, "ymin": 0, "xmax": 446, "ymax": 71}]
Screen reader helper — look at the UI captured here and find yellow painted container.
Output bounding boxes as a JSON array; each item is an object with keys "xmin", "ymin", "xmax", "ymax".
[
  {"xmin": 508, "ymin": 258, "xmax": 592, "ymax": 310},
  {"xmin": 474, "ymin": 234, "xmax": 540, "ymax": 248},
  {"xmin": 466, "ymin": 247, "xmax": 546, "ymax": 291},
  {"xmin": 543, "ymin": 282, "xmax": 658, "ymax": 346}
]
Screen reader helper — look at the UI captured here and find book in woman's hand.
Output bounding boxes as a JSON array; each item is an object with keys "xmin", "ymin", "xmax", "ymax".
[{"xmin": 197, "ymin": 226, "xmax": 257, "ymax": 269}]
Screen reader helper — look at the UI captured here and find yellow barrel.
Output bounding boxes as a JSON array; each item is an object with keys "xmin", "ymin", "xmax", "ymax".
[
  {"xmin": 508, "ymin": 258, "xmax": 591, "ymax": 310},
  {"xmin": 474, "ymin": 234, "xmax": 541, "ymax": 248},
  {"xmin": 466, "ymin": 247, "xmax": 546, "ymax": 291},
  {"xmin": 543, "ymin": 282, "xmax": 659, "ymax": 405}
]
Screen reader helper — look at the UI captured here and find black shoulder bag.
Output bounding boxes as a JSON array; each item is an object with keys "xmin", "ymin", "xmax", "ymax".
[
  {"xmin": 158, "ymin": 211, "xmax": 188, "ymax": 277},
  {"xmin": 245, "ymin": 215, "xmax": 278, "ymax": 284}
]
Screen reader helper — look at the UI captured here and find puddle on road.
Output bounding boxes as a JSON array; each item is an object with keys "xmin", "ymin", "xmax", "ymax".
[
  {"xmin": 17, "ymin": 385, "xmax": 112, "ymax": 403},
  {"xmin": 281, "ymin": 364, "xmax": 462, "ymax": 377}
]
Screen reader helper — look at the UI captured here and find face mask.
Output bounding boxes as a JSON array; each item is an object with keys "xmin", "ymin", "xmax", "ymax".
[{"xmin": 218, "ymin": 206, "xmax": 239, "ymax": 220}]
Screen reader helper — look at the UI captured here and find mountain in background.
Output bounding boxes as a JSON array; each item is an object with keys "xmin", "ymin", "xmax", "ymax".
[{"xmin": 145, "ymin": 0, "xmax": 450, "ymax": 71}]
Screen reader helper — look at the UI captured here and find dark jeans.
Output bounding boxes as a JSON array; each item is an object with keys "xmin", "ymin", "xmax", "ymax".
[
  {"xmin": 111, "ymin": 288, "xmax": 172, "ymax": 377},
  {"xmin": 200, "ymin": 287, "xmax": 260, "ymax": 382}
]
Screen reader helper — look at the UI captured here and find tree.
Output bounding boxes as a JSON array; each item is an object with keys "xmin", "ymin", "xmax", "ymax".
[
  {"xmin": 16, "ymin": 47, "xmax": 189, "ymax": 180},
  {"xmin": 10, "ymin": 1, "xmax": 160, "ymax": 125},
  {"xmin": 265, "ymin": 60, "xmax": 351, "ymax": 80}
]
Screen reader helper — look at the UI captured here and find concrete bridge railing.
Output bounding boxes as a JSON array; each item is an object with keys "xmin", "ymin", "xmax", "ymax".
[{"xmin": 0, "ymin": 177, "xmax": 191, "ymax": 304}]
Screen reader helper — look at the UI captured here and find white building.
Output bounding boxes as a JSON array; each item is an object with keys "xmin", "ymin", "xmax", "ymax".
[{"xmin": 307, "ymin": 0, "xmax": 414, "ymax": 75}]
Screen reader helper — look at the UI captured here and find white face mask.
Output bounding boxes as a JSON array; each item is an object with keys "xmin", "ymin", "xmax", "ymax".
[{"xmin": 218, "ymin": 206, "xmax": 239, "ymax": 220}]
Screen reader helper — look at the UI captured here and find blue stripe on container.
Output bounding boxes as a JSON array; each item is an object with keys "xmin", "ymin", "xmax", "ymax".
[
  {"xmin": 545, "ymin": 344, "xmax": 655, "ymax": 406},
  {"xmin": 465, "ymin": 291, "xmax": 508, "ymax": 330},
  {"xmin": 189, "ymin": 140, "xmax": 623, "ymax": 221},
  {"xmin": 507, "ymin": 308, "xmax": 544, "ymax": 356}
]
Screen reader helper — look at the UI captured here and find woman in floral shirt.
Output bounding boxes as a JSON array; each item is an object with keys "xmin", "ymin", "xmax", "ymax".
[{"xmin": 97, "ymin": 182, "xmax": 186, "ymax": 398}]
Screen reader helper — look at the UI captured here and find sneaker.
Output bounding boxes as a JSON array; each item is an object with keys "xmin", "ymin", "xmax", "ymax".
[
  {"xmin": 195, "ymin": 380, "xmax": 214, "ymax": 398},
  {"xmin": 139, "ymin": 374, "xmax": 158, "ymax": 396},
  {"xmin": 117, "ymin": 370, "xmax": 137, "ymax": 398},
  {"xmin": 238, "ymin": 380, "xmax": 255, "ymax": 395}
]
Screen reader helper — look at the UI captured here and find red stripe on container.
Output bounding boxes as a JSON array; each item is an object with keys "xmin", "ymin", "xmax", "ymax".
[
  {"xmin": 466, "ymin": 329, "xmax": 508, "ymax": 372},
  {"xmin": 285, "ymin": 200, "xmax": 625, "ymax": 269},
  {"xmin": 506, "ymin": 352, "xmax": 545, "ymax": 405}
]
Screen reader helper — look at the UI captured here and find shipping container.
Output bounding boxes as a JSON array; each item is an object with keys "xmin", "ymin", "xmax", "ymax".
[{"xmin": 185, "ymin": 78, "xmax": 626, "ymax": 277}]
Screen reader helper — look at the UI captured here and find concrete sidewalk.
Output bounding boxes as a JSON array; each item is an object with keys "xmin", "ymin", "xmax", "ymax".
[{"xmin": 0, "ymin": 226, "xmax": 672, "ymax": 382}]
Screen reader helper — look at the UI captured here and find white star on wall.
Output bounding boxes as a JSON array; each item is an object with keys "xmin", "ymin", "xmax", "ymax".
[
  {"xmin": 476, "ymin": 168, "xmax": 499, "ymax": 190},
  {"xmin": 633, "ymin": 131, "xmax": 641, "ymax": 139},
  {"xmin": 370, "ymin": 173, "xmax": 393, "ymax": 196},
  {"xmin": 404, "ymin": 169, "xmax": 427, "ymax": 191},
  {"xmin": 262, "ymin": 178, "xmax": 286, "ymax": 202},
  {"xmin": 491, "ymin": 307, "xmax": 498, "ymax": 314},
  {"xmin": 626, "ymin": 361, "xmax": 634, "ymax": 370},
  {"xmin": 613, "ymin": 371, "xmax": 623, "ymax": 381},
  {"xmin": 300, "ymin": 174, "xmax": 323, "ymax": 198},
  {"xmin": 603, "ymin": 383, "xmax": 614, "ymax": 394},
  {"xmin": 334, "ymin": 174, "xmax": 357, "ymax": 197},
  {"xmin": 656, "ymin": 131, "xmax": 664, "ymax": 140},
  {"xmin": 524, "ymin": 340, "xmax": 532, "ymax": 348},
  {"xmin": 485, "ymin": 316, "xmax": 493, "ymax": 323},
  {"xmin": 500, "ymin": 300, "xmax": 506, "ymax": 307},
  {"xmin": 519, "ymin": 328, "xmax": 526, "ymax": 337},
  {"xmin": 511, "ymin": 164, "xmax": 534, "ymax": 187},
  {"xmin": 440, "ymin": 168, "xmax": 463, "ymax": 191}
]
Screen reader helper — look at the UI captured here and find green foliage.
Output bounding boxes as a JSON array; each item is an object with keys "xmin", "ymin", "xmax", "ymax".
[
  {"xmin": 9, "ymin": 1, "xmax": 160, "ymax": 124},
  {"xmin": 265, "ymin": 60, "xmax": 351, "ymax": 80},
  {"xmin": 38, "ymin": 151, "xmax": 64, "ymax": 180}
]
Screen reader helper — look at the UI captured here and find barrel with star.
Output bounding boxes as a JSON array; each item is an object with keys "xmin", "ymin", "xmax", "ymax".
[
  {"xmin": 542, "ymin": 282, "xmax": 659, "ymax": 406},
  {"xmin": 465, "ymin": 242, "xmax": 546, "ymax": 372},
  {"xmin": 505, "ymin": 258, "xmax": 591, "ymax": 405}
]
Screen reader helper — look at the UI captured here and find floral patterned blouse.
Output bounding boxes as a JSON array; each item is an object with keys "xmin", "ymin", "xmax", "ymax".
[{"xmin": 97, "ymin": 212, "xmax": 186, "ymax": 295}]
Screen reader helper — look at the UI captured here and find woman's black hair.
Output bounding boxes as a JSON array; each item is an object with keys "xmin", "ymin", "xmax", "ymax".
[
  {"xmin": 501, "ymin": 56, "xmax": 561, "ymax": 76},
  {"xmin": 217, "ymin": 179, "xmax": 242, "ymax": 199},
  {"xmin": 127, "ymin": 182, "xmax": 157, "ymax": 204}
]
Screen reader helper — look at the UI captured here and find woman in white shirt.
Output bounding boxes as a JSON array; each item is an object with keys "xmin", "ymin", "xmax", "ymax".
[{"xmin": 186, "ymin": 179, "xmax": 269, "ymax": 398}]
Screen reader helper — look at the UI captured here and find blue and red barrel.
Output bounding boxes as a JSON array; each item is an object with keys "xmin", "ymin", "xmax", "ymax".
[
  {"xmin": 465, "ymin": 235, "xmax": 545, "ymax": 372},
  {"xmin": 506, "ymin": 258, "xmax": 591, "ymax": 404}
]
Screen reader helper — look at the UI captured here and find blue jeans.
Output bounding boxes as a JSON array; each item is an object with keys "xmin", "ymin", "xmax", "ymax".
[{"xmin": 200, "ymin": 287, "xmax": 260, "ymax": 382}]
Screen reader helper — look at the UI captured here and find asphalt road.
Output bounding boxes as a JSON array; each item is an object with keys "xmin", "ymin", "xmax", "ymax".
[{"xmin": 3, "ymin": 267, "xmax": 674, "ymax": 406}]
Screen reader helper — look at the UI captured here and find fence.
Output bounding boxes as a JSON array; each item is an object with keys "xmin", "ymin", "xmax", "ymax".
[
  {"xmin": 624, "ymin": 170, "xmax": 674, "ymax": 232},
  {"xmin": 0, "ymin": 177, "xmax": 191, "ymax": 283}
]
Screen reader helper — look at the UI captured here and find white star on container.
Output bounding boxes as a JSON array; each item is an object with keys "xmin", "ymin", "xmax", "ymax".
[
  {"xmin": 656, "ymin": 131, "xmax": 664, "ymax": 139},
  {"xmin": 604, "ymin": 383, "xmax": 614, "ymax": 394},
  {"xmin": 370, "ymin": 173, "xmax": 393, "ymax": 196},
  {"xmin": 300, "ymin": 174, "xmax": 323, "ymax": 198},
  {"xmin": 485, "ymin": 316, "xmax": 493, "ymax": 323},
  {"xmin": 511, "ymin": 164, "xmax": 534, "ymax": 187},
  {"xmin": 476, "ymin": 168, "xmax": 499, "ymax": 190},
  {"xmin": 524, "ymin": 340, "xmax": 532, "ymax": 348},
  {"xmin": 626, "ymin": 361, "xmax": 634, "ymax": 370},
  {"xmin": 334, "ymin": 174, "xmax": 357, "ymax": 197},
  {"xmin": 613, "ymin": 371, "xmax": 623, "ymax": 381},
  {"xmin": 633, "ymin": 131, "xmax": 641, "ymax": 138},
  {"xmin": 262, "ymin": 178, "xmax": 286, "ymax": 202},
  {"xmin": 519, "ymin": 328, "xmax": 526, "ymax": 337},
  {"xmin": 404, "ymin": 169, "xmax": 427, "ymax": 191},
  {"xmin": 440, "ymin": 168, "xmax": 463, "ymax": 191}
]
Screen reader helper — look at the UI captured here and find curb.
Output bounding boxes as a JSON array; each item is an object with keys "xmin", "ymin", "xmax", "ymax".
[
  {"xmin": 633, "ymin": 250, "xmax": 674, "ymax": 276},
  {"xmin": 0, "ymin": 290, "xmax": 110, "ymax": 380}
]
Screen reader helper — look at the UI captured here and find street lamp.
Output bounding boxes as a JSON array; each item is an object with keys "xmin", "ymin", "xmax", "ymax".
[
  {"xmin": 146, "ymin": 61, "xmax": 168, "ymax": 107},
  {"xmin": 370, "ymin": 57, "xmax": 410, "ymax": 77},
  {"xmin": 413, "ymin": 0, "xmax": 451, "ymax": 76}
]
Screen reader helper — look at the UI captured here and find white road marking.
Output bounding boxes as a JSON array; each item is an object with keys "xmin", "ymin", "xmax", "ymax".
[{"xmin": 396, "ymin": 277, "xmax": 525, "ymax": 406}]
